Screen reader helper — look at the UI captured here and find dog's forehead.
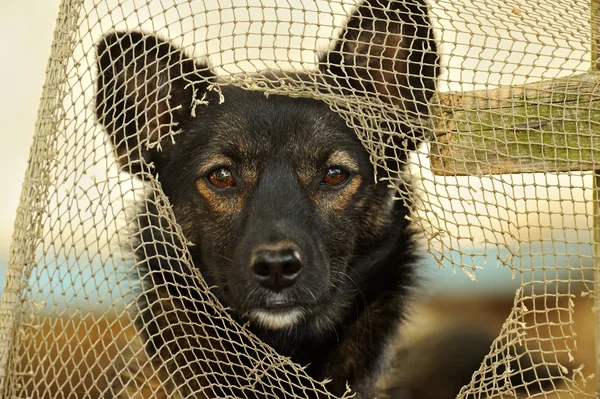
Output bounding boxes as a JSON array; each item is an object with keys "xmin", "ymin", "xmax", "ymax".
[{"xmin": 206, "ymin": 88, "xmax": 359, "ymax": 159}]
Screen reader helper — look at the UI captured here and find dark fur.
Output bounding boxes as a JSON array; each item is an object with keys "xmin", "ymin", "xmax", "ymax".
[
  {"xmin": 96, "ymin": 1, "xmax": 439, "ymax": 398},
  {"xmin": 381, "ymin": 321, "xmax": 565, "ymax": 399}
]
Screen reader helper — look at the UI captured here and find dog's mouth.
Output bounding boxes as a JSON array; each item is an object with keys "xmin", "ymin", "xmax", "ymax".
[
  {"xmin": 243, "ymin": 293, "xmax": 315, "ymax": 330},
  {"xmin": 213, "ymin": 283, "xmax": 319, "ymax": 327},
  {"xmin": 248, "ymin": 307, "xmax": 305, "ymax": 330}
]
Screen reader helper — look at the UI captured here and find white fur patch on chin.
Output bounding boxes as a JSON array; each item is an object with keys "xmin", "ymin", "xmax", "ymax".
[{"xmin": 250, "ymin": 308, "xmax": 304, "ymax": 330}]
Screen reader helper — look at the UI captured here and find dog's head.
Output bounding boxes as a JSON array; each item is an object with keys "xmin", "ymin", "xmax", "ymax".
[{"xmin": 96, "ymin": 0, "xmax": 438, "ymax": 331}]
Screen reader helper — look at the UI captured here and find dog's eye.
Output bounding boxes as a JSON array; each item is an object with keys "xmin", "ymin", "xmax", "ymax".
[
  {"xmin": 321, "ymin": 167, "xmax": 350, "ymax": 186},
  {"xmin": 207, "ymin": 167, "xmax": 235, "ymax": 188}
]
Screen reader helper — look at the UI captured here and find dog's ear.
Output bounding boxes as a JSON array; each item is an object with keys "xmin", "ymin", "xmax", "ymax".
[
  {"xmin": 319, "ymin": 0, "xmax": 439, "ymax": 122},
  {"xmin": 96, "ymin": 31, "xmax": 214, "ymax": 175}
]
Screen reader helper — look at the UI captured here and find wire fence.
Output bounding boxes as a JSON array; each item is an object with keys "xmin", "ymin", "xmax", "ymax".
[{"xmin": 0, "ymin": 0, "xmax": 598, "ymax": 398}]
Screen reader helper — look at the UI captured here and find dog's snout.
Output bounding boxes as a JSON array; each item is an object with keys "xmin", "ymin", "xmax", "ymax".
[{"xmin": 250, "ymin": 247, "xmax": 303, "ymax": 292}]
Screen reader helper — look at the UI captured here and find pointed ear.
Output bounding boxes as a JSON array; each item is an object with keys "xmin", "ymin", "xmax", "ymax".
[
  {"xmin": 319, "ymin": 0, "xmax": 439, "ymax": 119},
  {"xmin": 95, "ymin": 31, "xmax": 214, "ymax": 175}
]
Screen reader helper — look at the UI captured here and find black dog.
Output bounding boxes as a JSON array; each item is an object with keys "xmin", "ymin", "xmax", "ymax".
[{"xmin": 95, "ymin": 0, "xmax": 439, "ymax": 397}]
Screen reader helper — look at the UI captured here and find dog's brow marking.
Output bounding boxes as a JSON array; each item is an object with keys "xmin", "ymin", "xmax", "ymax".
[
  {"xmin": 328, "ymin": 151, "xmax": 359, "ymax": 171},
  {"xmin": 250, "ymin": 309, "xmax": 304, "ymax": 330},
  {"xmin": 296, "ymin": 169, "xmax": 315, "ymax": 186},
  {"xmin": 197, "ymin": 154, "xmax": 234, "ymax": 176},
  {"xmin": 243, "ymin": 165, "xmax": 259, "ymax": 186}
]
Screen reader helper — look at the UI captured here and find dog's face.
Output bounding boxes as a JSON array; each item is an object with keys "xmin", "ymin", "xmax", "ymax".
[
  {"xmin": 145, "ymin": 89, "xmax": 393, "ymax": 330},
  {"xmin": 96, "ymin": 1, "xmax": 438, "ymax": 332}
]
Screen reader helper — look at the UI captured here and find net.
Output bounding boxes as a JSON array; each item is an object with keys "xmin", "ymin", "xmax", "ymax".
[{"xmin": 0, "ymin": 0, "xmax": 597, "ymax": 398}]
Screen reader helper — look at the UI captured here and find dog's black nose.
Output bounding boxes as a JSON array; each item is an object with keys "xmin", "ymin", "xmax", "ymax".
[{"xmin": 250, "ymin": 247, "xmax": 302, "ymax": 292}]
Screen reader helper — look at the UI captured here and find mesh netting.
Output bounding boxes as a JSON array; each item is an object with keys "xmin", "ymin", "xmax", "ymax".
[{"xmin": 0, "ymin": 0, "xmax": 598, "ymax": 398}]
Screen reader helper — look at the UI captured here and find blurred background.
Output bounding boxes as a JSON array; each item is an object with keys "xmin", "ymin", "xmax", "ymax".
[
  {"xmin": 0, "ymin": 1, "xmax": 596, "ymax": 398},
  {"xmin": 0, "ymin": 0, "xmax": 62, "ymax": 286}
]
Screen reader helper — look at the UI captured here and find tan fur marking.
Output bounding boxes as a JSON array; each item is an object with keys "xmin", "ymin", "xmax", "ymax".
[
  {"xmin": 313, "ymin": 176, "xmax": 362, "ymax": 214},
  {"xmin": 195, "ymin": 180, "xmax": 243, "ymax": 215},
  {"xmin": 242, "ymin": 166, "xmax": 258, "ymax": 186},
  {"xmin": 197, "ymin": 155, "xmax": 233, "ymax": 175},
  {"xmin": 252, "ymin": 241, "xmax": 298, "ymax": 253},
  {"xmin": 195, "ymin": 155, "xmax": 257, "ymax": 216},
  {"xmin": 332, "ymin": 175, "xmax": 361, "ymax": 212},
  {"xmin": 327, "ymin": 150, "xmax": 359, "ymax": 171},
  {"xmin": 296, "ymin": 169, "xmax": 314, "ymax": 186}
]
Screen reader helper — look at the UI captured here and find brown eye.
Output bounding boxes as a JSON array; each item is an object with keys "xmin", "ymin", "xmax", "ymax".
[
  {"xmin": 321, "ymin": 167, "xmax": 350, "ymax": 186},
  {"xmin": 208, "ymin": 167, "xmax": 235, "ymax": 188}
]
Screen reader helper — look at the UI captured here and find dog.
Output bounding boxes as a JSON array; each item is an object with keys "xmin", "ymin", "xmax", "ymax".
[{"xmin": 95, "ymin": 0, "xmax": 439, "ymax": 397}]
